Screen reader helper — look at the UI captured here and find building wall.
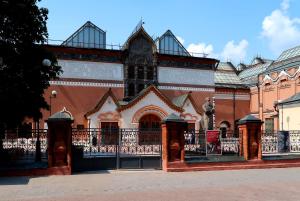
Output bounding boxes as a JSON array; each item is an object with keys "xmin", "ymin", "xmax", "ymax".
[
  {"xmin": 279, "ymin": 103, "xmax": 300, "ymax": 130},
  {"xmin": 214, "ymin": 88, "xmax": 250, "ymax": 130},
  {"xmin": 42, "ymin": 85, "xmax": 124, "ymax": 128}
]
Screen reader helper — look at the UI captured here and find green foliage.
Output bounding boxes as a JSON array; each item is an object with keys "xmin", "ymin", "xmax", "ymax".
[{"xmin": 0, "ymin": 0, "xmax": 61, "ymax": 128}]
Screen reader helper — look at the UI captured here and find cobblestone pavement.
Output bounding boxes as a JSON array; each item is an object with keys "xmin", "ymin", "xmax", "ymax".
[{"xmin": 1, "ymin": 168, "xmax": 300, "ymax": 201}]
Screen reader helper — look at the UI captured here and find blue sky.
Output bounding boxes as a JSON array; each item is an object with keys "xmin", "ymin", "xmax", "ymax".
[{"xmin": 38, "ymin": 0, "xmax": 300, "ymax": 64}]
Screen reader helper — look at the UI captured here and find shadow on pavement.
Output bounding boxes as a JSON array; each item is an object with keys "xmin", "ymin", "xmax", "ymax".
[{"xmin": 0, "ymin": 176, "xmax": 30, "ymax": 185}]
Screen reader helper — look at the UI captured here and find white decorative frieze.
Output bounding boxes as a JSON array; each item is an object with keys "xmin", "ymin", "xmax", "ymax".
[
  {"xmin": 58, "ymin": 60, "xmax": 124, "ymax": 81},
  {"xmin": 50, "ymin": 81, "xmax": 124, "ymax": 88},
  {"xmin": 158, "ymin": 85, "xmax": 215, "ymax": 92},
  {"xmin": 158, "ymin": 66, "xmax": 214, "ymax": 86}
]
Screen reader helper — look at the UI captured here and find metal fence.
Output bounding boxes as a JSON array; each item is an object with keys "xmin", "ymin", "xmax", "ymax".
[
  {"xmin": 72, "ymin": 128, "xmax": 161, "ymax": 157},
  {"xmin": 1, "ymin": 129, "xmax": 48, "ymax": 163},
  {"xmin": 262, "ymin": 130, "xmax": 300, "ymax": 155},
  {"xmin": 184, "ymin": 130, "xmax": 240, "ymax": 157}
]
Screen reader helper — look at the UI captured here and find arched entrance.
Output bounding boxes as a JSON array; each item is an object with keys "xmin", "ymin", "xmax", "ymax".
[
  {"xmin": 139, "ymin": 114, "xmax": 161, "ymax": 131},
  {"xmin": 138, "ymin": 114, "xmax": 161, "ymax": 145}
]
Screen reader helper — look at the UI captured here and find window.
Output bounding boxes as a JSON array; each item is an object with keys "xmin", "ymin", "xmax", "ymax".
[
  {"xmin": 128, "ymin": 83, "xmax": 135, "ymax": 97},
  {"xmin": 101, "ymin": 122, "xmax": 119, "ymax": 145},
  {"xmin": 147, "ymin": 67, "xmax": 154, "ymax": 80},
  {"xmin": 265, "ymin": 118, "xmax": 274, "ymax": 133},
  {"xmin": 128, "ymin": 65, "xmax": 135, "ymax": 79},
  {"xmin": 137, "ymin": 66, "xmax": 144, "ymax": 79}
]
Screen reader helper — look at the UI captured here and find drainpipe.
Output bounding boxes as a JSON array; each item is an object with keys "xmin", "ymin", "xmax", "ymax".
[{"xmin": 233, "ymin": 87, "xmax": 236, "ymax": 131}]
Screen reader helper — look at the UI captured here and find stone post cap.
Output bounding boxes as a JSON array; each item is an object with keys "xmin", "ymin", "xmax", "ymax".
[
  {"xmin": 238, "ymin": 114, "xmax": 263, "ymax": 125},
  {"xmin": 47, "ymin": 107, "xmax": 74, "ymax": 122},
  {"xmin": 162, "ymin": 113, "xmax": 186, "ymax": 123}
]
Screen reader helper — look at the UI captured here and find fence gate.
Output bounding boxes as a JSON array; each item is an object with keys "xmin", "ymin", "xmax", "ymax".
[{"xmin": 72, "ymin": 128, "xmax": 162, "ymax": 172}]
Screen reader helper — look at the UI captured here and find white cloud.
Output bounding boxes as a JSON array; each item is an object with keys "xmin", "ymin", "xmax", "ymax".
[
  {"xmin": 220, "ymin": 40, "xmax": 249, "ymax": 64},
  {"xmin": 176, "ymin": 36, "xmax": 184, "ymax": 45},
  {"xmin": 187, "ymin": 43, "xmax": 216, "ymax": 57},
  {"xmin": 261, "ymin": 0, "xmax": 300, "ymax": 55},
  {"xmin": 281, "ymin": 0, "xmax": 289, "ymax": 12}
]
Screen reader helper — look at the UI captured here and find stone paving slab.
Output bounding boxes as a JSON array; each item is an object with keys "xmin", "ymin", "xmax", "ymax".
[{"xmin": 1, "ymin": 168, "xmax": 300, "ymax": 201}]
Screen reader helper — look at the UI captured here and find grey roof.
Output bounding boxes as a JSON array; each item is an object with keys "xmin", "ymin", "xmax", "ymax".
[
  {"xmin": 217, "ymin": 62, "xmax": 236, "ymax": 71},
  {"xmin": 215, "ymin": 71, "xmax": 244, "ymax": 85},
  {"xmin": 239, "ymin": 62, "xmax": 272, "ymax": 80},
  {"xmin": 238, "ymin": 115, "xmax": 262, "ymax": 124},
  {"xmin": 48, "ymin": 108, "xmax": 73, "ymax": 121},
  {"xmin": 279, "ymin": 92, "xmax": 300, "ymax": 105},
  {"xmin": 277, "ymin": 45, "xmax": 300, "ymax": 62},
  {"xmin": 172, "ymin": 94, "xmax": 189, "ymax": 107},
  {"xmin": 162, "ymin": 113, "xmax": 186, "ymax": 123}
]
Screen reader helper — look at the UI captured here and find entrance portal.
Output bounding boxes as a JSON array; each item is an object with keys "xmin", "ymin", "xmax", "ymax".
[{"xmin": 139, "ymin": 114, "xmax": 161, "ymax": 131}]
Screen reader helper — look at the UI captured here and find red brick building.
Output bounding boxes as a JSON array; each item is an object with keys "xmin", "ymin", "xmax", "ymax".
[{"xmin": 40, "ymin": 21, "xmax": 250, "ymax": 133}]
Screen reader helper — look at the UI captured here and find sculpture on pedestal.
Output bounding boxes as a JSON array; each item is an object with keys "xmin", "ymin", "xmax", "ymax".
[{"xmin": 201, "ymin": 97, "xmax": 215, "ymax": 130}]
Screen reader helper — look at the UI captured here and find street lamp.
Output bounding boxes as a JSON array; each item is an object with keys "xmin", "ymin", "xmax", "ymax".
[
  {"xmin": 35, "ymin": 59, "xmax": 53, "ymax": 162},
  {"xmin": 49, "ymin": 90, "xmax": 57, "ymax": 116}
]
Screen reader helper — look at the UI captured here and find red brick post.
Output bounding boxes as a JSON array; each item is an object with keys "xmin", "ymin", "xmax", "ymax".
[
  {"xmin": 46, "ymin": 109, "xmax": 73, "ymax": 174},
  {"xmin": 238, "ymin": 115, "xmax": 263, "ymax": 160},
  {"xmin": 161, "ymin": 114, "xmax": 187, "ymax": 171}
]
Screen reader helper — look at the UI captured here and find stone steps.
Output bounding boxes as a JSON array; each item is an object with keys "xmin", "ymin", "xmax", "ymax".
[{"xmin": 166, "ymin": 159, "xmax": 300, "ymax": 172}]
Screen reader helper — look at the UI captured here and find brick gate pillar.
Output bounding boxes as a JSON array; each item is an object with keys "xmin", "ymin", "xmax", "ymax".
[
  {"xmin": 238, "ymin": 115, "xmax": 263, "ymax": 160},
  {"xmin": 46, "ymin": 108, "xmax": 73, "ymax": 174},
  {"xmin": 161, "ymin": 114, "xmax": 187, "ymax": 171}
]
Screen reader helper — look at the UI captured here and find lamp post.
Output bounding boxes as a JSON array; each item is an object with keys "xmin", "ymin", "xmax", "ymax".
[
  {"xmin": 49, "ymin": 90, "xmax": 57, "ymax": 116},
  {"xmin": 35, "ymin": 59, "xmax": 53, "ymax": 162}
]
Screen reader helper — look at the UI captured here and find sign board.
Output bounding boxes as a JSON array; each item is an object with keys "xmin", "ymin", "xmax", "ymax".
[{"xmin": 206, "ymin": 130, "xmax": 222, "ymax": 155}]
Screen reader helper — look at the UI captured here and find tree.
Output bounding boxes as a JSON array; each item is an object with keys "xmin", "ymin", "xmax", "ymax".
[{"xmin": 0, "ymin": 0, "xmax": 61, "ymax": 132}]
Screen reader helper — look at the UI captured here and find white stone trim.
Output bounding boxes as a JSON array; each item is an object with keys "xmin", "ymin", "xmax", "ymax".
[
  {"xmin": 158, "ymin": 85, "xmax": 215, "ymax": 92},
  {"xmin": 49, "ymin": 81, "xmax": 124, "ymax": 88}
]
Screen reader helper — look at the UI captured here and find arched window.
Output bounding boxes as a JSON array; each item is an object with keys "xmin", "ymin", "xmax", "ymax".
[
  {"xmin": 147, "ymin": 66, "xmax": 153, "ymax": 80},
  {"xmin": 137, "ymin": 66, "xmax": 144, "ymax": 79},
  {"xmin": 219, "ymin": 121, "xmax": 230, "ymax": 138},
  {"xmin": 128, "ymin": 65, "xmax": 135, "ymax": 79},
  {"xmin": 128, "ymin": 83, "xmax": 135, "ymax": 97}
]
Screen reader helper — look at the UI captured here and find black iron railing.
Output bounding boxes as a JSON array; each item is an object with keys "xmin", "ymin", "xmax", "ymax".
[
  {"xmin": 1, "ymin": 129, "xmax": 48, "ymax": 162},
  {"xmin": 262, "ymin": 130, "xmax": 300, "ymax": 155},
  {"xmin": 72, "ymin": 128, "xmax": 162, "ymax": 157}
]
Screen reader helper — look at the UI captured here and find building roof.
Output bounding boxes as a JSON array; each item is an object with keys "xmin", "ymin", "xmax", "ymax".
[
  {"xmin": 172, "ymin": 93, "xmax": 201, "ymax": 114},
  {"xmin": 279, "ymin": 92, "xmax": 300, "ymax": 105},
  {"xmin": 117, "ymin": 85, "xmax": 183, "ymax": 112},
  {"xmin": 157, "ymin": 30, "xmax": 190, "ymax": 56},
  {"xmin": 62, "ymin": 21, "xmax": 106, "ymax": 49},
  {"xmin": 238, "ymin": 60, "xmax": 273, "ymax": 86},
  {"xmin": 277, "ymin": 45, "xmax": 300, "ymax": 62},
  {"xmin": 85, "ymin": 88, "xmax": 120, "ymax": 117},
  {"xmin": 217, "ymin": 62, "xmax": 236, "ymax": 71},
  {"xmin": 264, "ymin": 45, "xmax": 300, "ymax": 74},
  {"xmin": 215, "ymin": 71, "xmax": 244, "ymax": 85}
]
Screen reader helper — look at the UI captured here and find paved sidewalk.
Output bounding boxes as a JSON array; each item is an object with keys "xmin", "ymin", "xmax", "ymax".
[{"xmin": 1, "ymin": 168, "xmax": 300, "ymax": 201}]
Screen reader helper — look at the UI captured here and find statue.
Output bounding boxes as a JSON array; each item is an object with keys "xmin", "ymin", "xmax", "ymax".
[{"xmin": 201, "ymin": 97, "xmax": 215, "ymax": 130}]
